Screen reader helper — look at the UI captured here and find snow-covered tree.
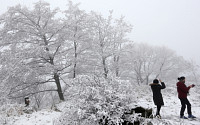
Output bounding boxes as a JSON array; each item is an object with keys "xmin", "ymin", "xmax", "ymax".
[
  {"xmin": 63, "ymin": 1, "xmax": 91, "ymax": 78},
  {"xmin": 87, "ymin": 12, "xmax": 114, "ymax": 78},
  {"xmin": 111, "ymin": 16, "xmax": 132, "ymax": 77},
  {"xmin": 120, "ymin": 43, "xmax": 193, "ymax": 85},
  {"xmin": 84, "ymin": 11, "xmax": 132, "ymax": 79},
  {"xmin": 0, "ymin": 1, "xmax": 71, "ymax": 101}
]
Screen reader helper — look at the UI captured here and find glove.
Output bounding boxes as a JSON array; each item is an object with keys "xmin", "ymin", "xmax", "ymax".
[{"xmin": 189, "ymin": 84, "xmax": 195, "ymax": 88}]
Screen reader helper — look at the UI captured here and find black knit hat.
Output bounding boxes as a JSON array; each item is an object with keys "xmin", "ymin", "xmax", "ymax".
[
  {"xmin": 178, "ymin": 76, "xmax": 185, "ymax": 81},
  {"xmin": 153, "ymin": 79, "xmax": 159, "ymax": 83}
]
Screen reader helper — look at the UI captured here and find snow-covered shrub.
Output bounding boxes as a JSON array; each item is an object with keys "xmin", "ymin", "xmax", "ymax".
[
  {"xmin": 0, "ymin": 113, "xmax": 7, "ymax": 125},
  {"xmin": 54, "ymin": 75, "xmax": 145, "ymax": 125},
  {"xmin": 0, "ymin": 103, "xmax": 25, "ymax": 124},
  {"xmin": 0, "ymin": 103, "xmax": 25, "ymax": 117}
]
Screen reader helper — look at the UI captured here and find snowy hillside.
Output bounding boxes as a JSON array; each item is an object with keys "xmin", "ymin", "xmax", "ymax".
[{"xmin": 2, "ymin": 85, "xmax": 200, "ymax": 125}]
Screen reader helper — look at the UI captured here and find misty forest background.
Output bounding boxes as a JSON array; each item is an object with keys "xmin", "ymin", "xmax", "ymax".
[{"xmin": 0, "ymin": 1, "xmax": 200, "ymax": 125}]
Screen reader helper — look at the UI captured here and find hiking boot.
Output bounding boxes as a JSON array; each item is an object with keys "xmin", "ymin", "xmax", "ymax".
[
  {"xmin": 188, "ymin": 115, "xmax": 196, "ymax": 119},
  {"xmin": 180, "ymin": 116, "xmax": 188, "ymax": 119},
  {"xmin": 155, "ymin": 115, "xmax": 161, "ymax": 119}
]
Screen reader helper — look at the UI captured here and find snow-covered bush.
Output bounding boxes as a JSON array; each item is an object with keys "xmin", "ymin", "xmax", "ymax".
[
  {"xmin": 0, "ymin": 104, "xmax": 25, "ymax": 117},
  {"xmin": 55, "ymin": 76, "xmax": 137, "ymax": 125},
  {"xmin": 54, "ymin": 75, "xmax": 147, "ymax": 125},
  {"xmin": 0, "ymin": 103, "xmax": 25, "ymax": 124}
]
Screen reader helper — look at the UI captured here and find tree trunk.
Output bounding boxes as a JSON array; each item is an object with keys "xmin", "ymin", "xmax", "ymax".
[
  {"xmin": 43, "ymin": 35, "xmax": 65, "ymax": 101},
  {"xmin": 54, "ymin": 73, "xmax": 65, "ymax": 101},
  {"xmin": 73, "ymin": 63, "xmax": 77, "ymax": 78},
  {"xmin": 73, "ymin": 41, "xmax": 77, "ymax": 78},
  {"xmin": 102, "ymin": 57, "xmax": 108, "ymax": 78},
  {"xmin": 114, "ymin": 55, "xmax": 120, "ymax": 77},
  {"xmin": 146, "ymin": 76, "xmax": 149, "ymax": 85}
]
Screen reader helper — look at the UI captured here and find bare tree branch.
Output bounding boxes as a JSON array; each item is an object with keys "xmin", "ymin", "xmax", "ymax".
[{"xmin": 8, "ymin": 89, "xmax": 58, "ymax": 99}]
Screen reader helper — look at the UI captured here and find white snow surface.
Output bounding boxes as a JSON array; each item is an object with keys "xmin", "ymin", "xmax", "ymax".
[
  {"xmin": 135, "ymin": 86, "xmax": 200, "ymax": 125},
  {"xmin": 7, "ymin": 109, "xmax": 61, "ymax": 125},
  {"xmin": 4, "ymin": 85, "xmax": 200, "ymax": 125}
]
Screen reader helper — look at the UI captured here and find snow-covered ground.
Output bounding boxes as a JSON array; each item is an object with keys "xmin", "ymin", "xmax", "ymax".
[
  {"xmin": 7, "ymin": 109, "xmax": 61, "ymax": 125},
  {"xmin": 3, "ymin": 85, "xmax": 200, "ymax": 125},
  {"xmin": 136, "ymin": 86, "xmax": 200, "ymax": 125}
]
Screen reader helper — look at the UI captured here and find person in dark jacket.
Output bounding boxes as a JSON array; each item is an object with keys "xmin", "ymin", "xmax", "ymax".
[
  {"xmin": 177, "ymin": 76, "xmax": 196, "ymax": 119},
  {"xmin": 150, "ymin": 79, "xmax": 166, "ymax": 118}
]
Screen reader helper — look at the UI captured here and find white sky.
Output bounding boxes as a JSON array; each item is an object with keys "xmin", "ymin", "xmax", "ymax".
[{"xmin": 1, "ymin": 0, "xmax": 200, "ymax": 65}]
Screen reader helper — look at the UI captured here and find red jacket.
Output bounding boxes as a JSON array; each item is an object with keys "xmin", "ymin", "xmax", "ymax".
[{"xmin": 177, "ymin": 82, "xmax": 191, "ymax": 98}]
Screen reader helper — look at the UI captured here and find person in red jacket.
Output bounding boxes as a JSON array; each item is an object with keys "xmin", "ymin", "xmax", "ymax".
[{"xmin": 177, "ymin": 76, "xmax": 196, "ymax": 119}]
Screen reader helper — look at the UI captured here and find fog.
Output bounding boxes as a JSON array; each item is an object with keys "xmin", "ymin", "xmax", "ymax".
[{"xmin": 1, "ymin": 0, "xmax": 200, "ymax": 65}]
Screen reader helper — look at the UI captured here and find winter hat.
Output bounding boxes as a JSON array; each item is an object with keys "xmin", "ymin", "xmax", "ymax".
[
  {"xmin": 153, "ymin": 79, "xmax": 159, "ymax": 83},
  {"xmin": 178, "ymin": 76, "xmax": 185, "ymax": 81}
]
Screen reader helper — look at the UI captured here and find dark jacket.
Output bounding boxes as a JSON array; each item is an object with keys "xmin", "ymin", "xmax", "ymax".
[
  {"xmin": 176, "ymin": 81, "xmax": 191, "ymax": 98},
  {"xmin": 150, "ymin": 82, "xmax": 166, "ymax": 106}
]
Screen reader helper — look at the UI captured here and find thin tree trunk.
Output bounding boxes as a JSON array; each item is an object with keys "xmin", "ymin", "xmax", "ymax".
[
  {"xmin": 73, "ymin": 41, "xmax": 77, "ymax": 78},
  {"xmin": 146, "ymin": 75, "xmax": 149, "ymax": 85},
  {"xmin": 73, "ymin": 62, "xmax": 77, "ymax": 78},
  {"xmin": 73, "ymin": 26, "xmax": 78, "ymax": 78},
  {"xmin": 102, "ymin": 57, "xmax": 108, "ymax": 78},
  {"xmin": 54, "ymin": 73, "xmax": 65, "ymax": 101},
  {"xmin": 114, "ymin": 55, "xmax": 120, "ymax": 77}
]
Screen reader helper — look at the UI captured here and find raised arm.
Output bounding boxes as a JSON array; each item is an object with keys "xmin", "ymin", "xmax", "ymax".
[{"xmin": 159, "ymin": 79, "xmax": 166, "ymax": 89}]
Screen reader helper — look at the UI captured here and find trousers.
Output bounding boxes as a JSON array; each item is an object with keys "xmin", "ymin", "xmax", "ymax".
[
  {"xmin": 156, "ymin": 105, "xmax": 161, "ymax": 115},
  {"xmin": 179, "ymin": 98, "xmax": 192, "ymax": 116}
]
